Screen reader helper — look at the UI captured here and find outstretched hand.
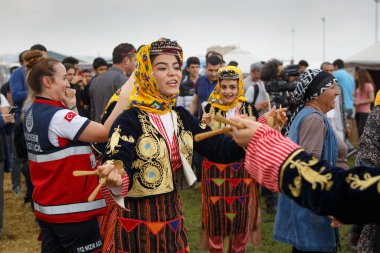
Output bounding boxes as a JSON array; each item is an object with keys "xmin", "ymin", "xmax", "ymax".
[
  {"xmin": 265, "ymin": 106, "xmax": 288, "ymax": 131},
  {"xmin": 201, "ymin": 112, "xmax": 212, "ymax": 124},
  {"xmin": 229, "ymin": 117, "xmax": 262, "ymax": 147}
]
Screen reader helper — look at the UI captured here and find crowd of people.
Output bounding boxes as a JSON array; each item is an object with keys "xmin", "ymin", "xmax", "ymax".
[{"xmin": 0, "ymin": 39, "xmax": 379, "ymax": 253}]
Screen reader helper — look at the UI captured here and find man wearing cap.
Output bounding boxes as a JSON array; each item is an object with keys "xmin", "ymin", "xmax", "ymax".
[
  {"xmin": 90, "ymin": 43, "xmax": 136, "ymax": 122},
  {"xmin": 244, "ymin": 62, "xmax": 269, "ymax": 115}
]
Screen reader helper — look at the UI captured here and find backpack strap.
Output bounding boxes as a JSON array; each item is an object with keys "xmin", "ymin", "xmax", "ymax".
[{"xmin": 252, "ymin": 83, "xmax": 260, "ymax": 105}]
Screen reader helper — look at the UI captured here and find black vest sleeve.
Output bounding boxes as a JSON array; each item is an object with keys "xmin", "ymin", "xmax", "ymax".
[{"xmin": 279, "ymin": 149, "xmax": 380, "ymax": 224}]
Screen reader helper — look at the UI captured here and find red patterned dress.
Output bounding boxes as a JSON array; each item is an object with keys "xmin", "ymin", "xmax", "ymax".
[{"xmin": 201, "ymin": 102, "xmax": 259, "ymax": 252}]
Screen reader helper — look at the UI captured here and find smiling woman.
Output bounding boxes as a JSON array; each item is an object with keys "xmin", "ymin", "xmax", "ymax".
[
  {"xmin": 274, "ymin": 69, "xmax": 348, "ymax": 253},
  {"xmin": 199, "ymin": 66, "xmax": 259, "ymax": 252},
  {"xmin": 21, "ymin": 50, "xmax": 132, "ymax": 253},
  {"xmin": 98, "ymin": 39, "xmax": 246, "ymax": 253},
  {"xmin": 151, "ymin": 54, "xmax": 182, "ymax": 97}
]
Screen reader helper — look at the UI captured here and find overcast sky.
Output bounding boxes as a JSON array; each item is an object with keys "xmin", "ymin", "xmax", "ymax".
[{"xmin": 0, "ymin": 0, "xmax": 378, "ymax": 65}]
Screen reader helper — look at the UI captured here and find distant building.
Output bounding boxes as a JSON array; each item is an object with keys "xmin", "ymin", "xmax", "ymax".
[{"xmin": 207, "ymin": 45, "xmax": 238, "ymax": 56}]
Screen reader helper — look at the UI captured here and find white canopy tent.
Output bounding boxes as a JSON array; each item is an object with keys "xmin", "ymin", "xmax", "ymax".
[
  {"xmin": 345, "ymin": 42, "xmax": 380, "ymax": 70},
  {"xmin": 223, "ymin": 49, "xmax": 260, "ymax": 74},
  {"xmin": 345, "ymin": 43, "xmax": 380, "ymax": 92}
]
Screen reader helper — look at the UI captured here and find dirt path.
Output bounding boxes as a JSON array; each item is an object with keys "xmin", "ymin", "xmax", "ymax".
[{"xmin": 1, "ymin": 173, "xmax": 39, "ymax": 253}]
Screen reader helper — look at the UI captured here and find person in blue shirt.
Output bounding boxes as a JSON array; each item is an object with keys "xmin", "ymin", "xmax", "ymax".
[
  {"xmin": 332, "ymin": 59, "xmax": 357, "ymax": 162},
  {"xmin": 332, "ymin": 59, "xmax": 355, "ymax": 118},
  {"xmin": 189, "ymin": 55, "xmax": 222, "ymax": 117},
  {"xmin": 188, "ymin": 55, "xmax": 222, "ymax": 185}
]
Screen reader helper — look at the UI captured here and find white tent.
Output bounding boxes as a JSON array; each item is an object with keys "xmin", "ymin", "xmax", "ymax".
[
  {"xmin": 345, "ymin": 43, "xmax": 380, "ymax": 92},
  {"xmin": 223, "ymin": 49, "xmax": 260, "ymax": 74},
  {"xmin": 345, "ymin": 43, "xmax": 380, "ymax": 70}
]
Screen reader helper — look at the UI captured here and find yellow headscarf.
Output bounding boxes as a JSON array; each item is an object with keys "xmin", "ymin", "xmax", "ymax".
[
  {"xmin": 375, "ymin": 90, "xmax": 380, "ymax": 106},
  {"xmin": 129, "ymin": 39, "xmax": 183, "ymax": 114},
  {"xmin": 208, "ymin": 66, "xmax": 246, "ymax": 110}
]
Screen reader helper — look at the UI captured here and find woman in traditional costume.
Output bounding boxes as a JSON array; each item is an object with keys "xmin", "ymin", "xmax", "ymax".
[
  {"xmin": 273, "ymin": 69, "xmax": 347, "ymax": 253},
  {"xmin": 228, "ymin": 90, "xmax": 380, "ymax": 224},
  {"xmin": 99, "ymin": 39, "xmax": 245, "ymax": 253},
  {"xmin": 199, "ymin": 66, "xmax": 260, "ymax": 252}
]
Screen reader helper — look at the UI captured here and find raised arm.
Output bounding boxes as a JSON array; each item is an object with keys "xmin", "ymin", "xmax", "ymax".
[
  {"xmin": 98, "ymin": 110, "xmax": 139, "ymax": 197},
  {"xmin": 177, "ymin": 107, "xmax": 245, "ymax": 164},
  {"xmin": 231, "ymin": 118, "xmax": 380, "ymax": 224},
  {"xmin": 78, "ymin": 75, "xmax": 134, "ymax": 143},
  {"xmin": 189, "ymin": 93, "xmax": 199, "ymax": 116}
]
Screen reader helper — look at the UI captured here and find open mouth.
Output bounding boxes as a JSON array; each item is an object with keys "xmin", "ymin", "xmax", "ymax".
[
  {"xmin": 223, "ymin": 95, "xmax": 234, "ymax": 100},
  {"xmin": 167, "ymin": 80, "xmax": 178, "ymax": 87}
]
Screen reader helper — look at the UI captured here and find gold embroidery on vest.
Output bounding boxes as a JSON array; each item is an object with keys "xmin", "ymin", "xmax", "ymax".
[
  {"xmin": 132, "ymin": 159, "xmax": 144, "ymax": 170},
  {"xmin": 280, "ymin": 150, "xmax": 333, "ymax": 197},
  {"xmin": 127, "ymin": 113, "xmax": 173, "ymax": 197},
  {"xmin": 346, "ymin": 173, "xmax": 380, "ymax": 193},
  {"xmin": 123, "ymin": 136, "xmax": 135, "ymax": 143},
  {"xmin": 247, "ymin": 104, "xmax": 256, "ymax": 121},
  {"xmin": 210, "ymin": 109, "xmax": 225, "ymax": 130},
  {"xmin": 106, "ymin": 125, "xmax": 135, "ymax": 155},
  {"xmin": 174, "ymin": 111, "xmax": 193, "ymax": 165},
  {"xmin": 242, "ymin": 103, "xmax": 247, "ymax": 115},
  {"xmin": 137, "ymin": 136, "xmax": 158, "ymax": 158}
]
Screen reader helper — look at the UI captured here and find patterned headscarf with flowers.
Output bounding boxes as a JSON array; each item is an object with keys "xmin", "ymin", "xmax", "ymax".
[
  {"xmin": 208, "ymin": 66, "xmax": 246, "ymax": 110},
  {"xmin": 129, "ymin": 39, "xmax": 183, "ymax": 114}
]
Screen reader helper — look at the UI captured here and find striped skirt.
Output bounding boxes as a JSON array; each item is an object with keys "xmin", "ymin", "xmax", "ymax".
[{"xmin": 100, "ymin": 191, "xmax": 189, "ymax": 253}]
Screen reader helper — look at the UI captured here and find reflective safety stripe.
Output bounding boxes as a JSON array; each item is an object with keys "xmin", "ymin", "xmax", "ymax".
[
  {"xmin": 34, "ymin": 199, "xmax": 106, "ymax": 215},
  {"xmin": 28, "ymin": 146, "xmax": 91, "ymax": 163}
]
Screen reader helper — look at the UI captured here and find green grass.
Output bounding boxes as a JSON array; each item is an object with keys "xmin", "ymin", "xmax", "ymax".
[
  {"xmin": 180, "ymin": 186, "xmax": 291, "ymax": 252},
  {"xmin": 181, "ymin": 151, "xmax": 357, "ymax": 252},
  {"xmin": 180, "ymin": 188, "xmax": 353, "ymax": 253}
]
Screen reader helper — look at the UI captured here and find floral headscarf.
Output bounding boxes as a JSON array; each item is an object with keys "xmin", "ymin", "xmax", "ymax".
[
  {"xmin": 129, "ymin": 39, "xmax": 183, "ymax": 114},
  {"xmin": 208, "ymin": 66, "xmax": 246, "ymax": 110}
]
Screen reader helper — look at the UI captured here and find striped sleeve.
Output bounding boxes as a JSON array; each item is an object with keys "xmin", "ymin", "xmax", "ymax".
[
  {"xmin": 258, "ymin": 114, "xmax": 267, "ymax": 124},
  {"xmin": 244, "ymin": 124, "xmax": 300, "ymax": 192},
  {"xmin": 107, "ymin": 174, "xmax": 130, "ymax": 197}
]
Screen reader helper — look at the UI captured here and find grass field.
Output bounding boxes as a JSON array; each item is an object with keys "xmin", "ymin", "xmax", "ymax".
[
  {"xmin": 180, "ymin": 188, "xmax": 353, "ymax": 253},
  {"xmin": 1, "ymin": 171, "xmax": 355, "ymax": 253}
]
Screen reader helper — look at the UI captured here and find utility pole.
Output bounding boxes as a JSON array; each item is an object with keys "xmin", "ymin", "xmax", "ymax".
[
  {"xmin": 376, "ymin": 0, "xmax": 379, "ymax": 42},
  {"xmin": 291, "ymin": 29, "xmax": 295, "ymax": 64},
  {"xmin": 322, "ymin": 17, "xmax": 326, "ymax": 62}
]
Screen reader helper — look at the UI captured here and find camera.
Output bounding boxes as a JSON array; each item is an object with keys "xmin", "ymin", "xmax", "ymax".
[
  {"xmin": 261, "ymin": 60, "xmax": 300, "ymax": 111},
  {"xmin": 266, "ymin": 68, "xmax": 299, "ymax": 94},
  {"xmin": 265, "ymin": 66, "xmax": 300, "ymax": 116}
]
